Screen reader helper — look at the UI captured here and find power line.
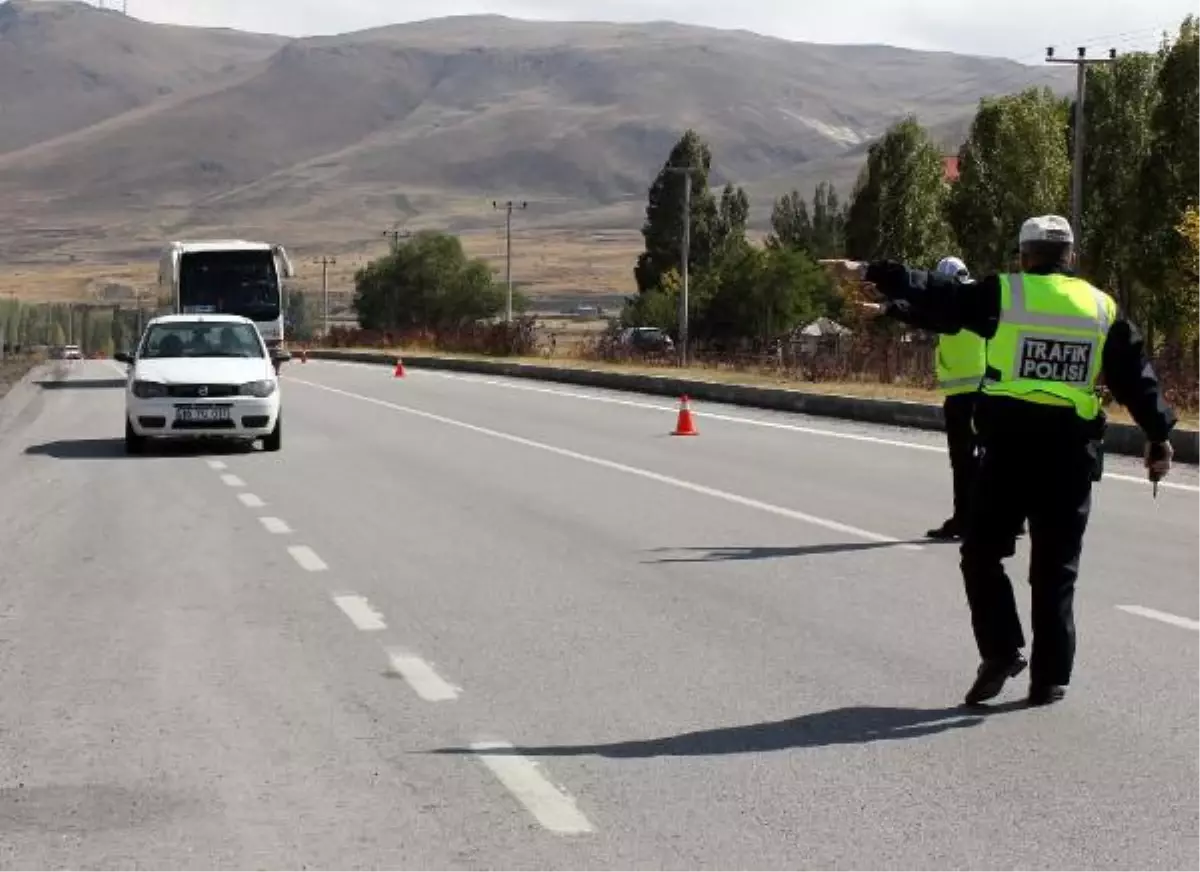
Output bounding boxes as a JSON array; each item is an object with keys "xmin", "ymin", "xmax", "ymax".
[
  {"xmin": 1046, "ymin": 45, "xmax": 1118, "ymax": 250},
  {"xmin": 492, "ymin": 200, "xmax": 527, "ymax": 323}
]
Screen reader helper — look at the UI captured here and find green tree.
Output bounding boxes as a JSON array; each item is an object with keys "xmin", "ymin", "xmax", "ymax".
[
  {"xmin": 845, "ymin": 116, "xmax": 951, "ymax": 266},
  {"xmin": 287, "ymin": 290, "xmax": 314, "ymax": 342},
  {"xmin": 1078, "ymin": 51, "xmax": 1161, "ymax": 313},
  {"xmin": 695, "ymin": 245, "xmax": 834, "ymax": 346},
  {"xmin": 353, "ymin": 231, "xmax": 510, "ymax": 333},
  {"xmin": 768, "ymin": 183, "xmax": 846, "ymax": 258},
  {"xmin": 947, "ymin": 87, "xmax": 1071, "ymax": 273},
  {"xmin": 716, "ymin": 182, "xmax": 751, "ymax": 248},
  {"xmin": 86, "ymin": 309, "xmax": 112, "ymax": 356},
  {"xmin": 1138, "ymin": 16, "xmax": 1199, "ymax": 348},
  {"xmin": 809, "ymin": 182, "xmax": 846, "ymax": 259},
  {"xmin": 634, "ymin": 129, "xmax": 722, "ymax": 294},
  {"xmin": 621, "ymin": 269, "xmax": 682, "ymax": 333},
  {"xmin": 767, "ymin": 190, "xmax": 812, "ymax": 251}
]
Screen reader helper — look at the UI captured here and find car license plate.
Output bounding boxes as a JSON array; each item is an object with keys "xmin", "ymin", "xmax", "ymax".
[{"xmin": 176, "ymin": 405, "xmax": 231, "ymax": 423}]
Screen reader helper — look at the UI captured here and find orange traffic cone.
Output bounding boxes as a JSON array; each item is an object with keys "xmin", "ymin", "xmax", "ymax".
[
  {"xmin": 393, "ymin": 357, "xmax": 406, "ymax": 378},
  {"xmin": 672, "ymin": 395, "xmax": 698, "ymax": 436}
]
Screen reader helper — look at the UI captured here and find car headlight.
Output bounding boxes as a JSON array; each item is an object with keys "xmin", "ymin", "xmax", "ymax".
[
  {"xmin": 132, "ymin": 380, "xmax": 167, "ymax": 399},
  {"xmin": 239, "ymin": 379, "xmax": 277, "ymax": 398}
]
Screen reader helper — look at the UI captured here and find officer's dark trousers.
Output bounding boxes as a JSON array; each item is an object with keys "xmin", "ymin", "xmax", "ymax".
[
  {"xmin": 943, "ymin": 393, "xmax": 979, "ymax": 523},
  {"xmin": 959, "ymin": 432, "xmax": 1095, "ymax": 686}
]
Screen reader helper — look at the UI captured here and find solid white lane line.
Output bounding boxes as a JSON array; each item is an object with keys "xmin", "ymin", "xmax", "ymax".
[
  {"xmin": 288, "ymin": 378, "xmax": 920, "ymax": 549},
  {"xmin": 220, "ymin": 473, "xmax": 246, "ymax": 488},
  {"xmin": 386, "ymin": 648, "xmax": 461, "ymax": 701},
  {"xmin": 207, "ymin": 459, "xmax": 228, "ymax": 470},
  {"xmin": 298, "ymin": 362, "xmax": 1199, "ymax": 492},
  {"xmin": 259, "ymin": 516, "xmax": 292, "ymax": 534},
  {"xmin": 238, "ymin": 493, "xmax": 265, "ymax": 508},
  {"xmin": 288, "ymin": 545, "xmax": 328, "ymax": 572},
  {"xmin": 1116, "ymin": 605, "xmax": 1200, "ymax": 631},
  {"xmin": 471, "ymin": 740, "xmax": 595, "ymax": 835},
  {"xmin": 332, "ymin": 594, "xmax": 386, "ymax": 631},
  {"xmin": 429, "ymin": 369, "xmax": 952, "ymax": 447}
]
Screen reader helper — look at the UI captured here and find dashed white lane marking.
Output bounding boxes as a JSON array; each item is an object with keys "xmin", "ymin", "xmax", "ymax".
[
  {"xmin": 471, "ymin": 740, "xmax": 595, "ymax": 835},
  {"xmin": 332, "ymin": 594, "xmax": 386, "ymax": 631},
  {"xmin": 288, "ymin": 545, "xmax": 328, "ymax": 572},
  {"xmin": 386, "ymin": 648, "xmax": 461, "ymax": 701},
  {"xmin": 220, "ymin": 473, "xmax": 246, "ymax": 488},
  {"xmin": 207, "ymin": 459, "xmax": 228, "ymax": 470},
  {"xmin": 1116, "ymin": 605, "xmax": 1200, "ymax": 631},
  {"xmin": 288, "ymin": 378, "xmax": 920, "ymax": 549},
  {"xmin": 238, "ymin": 493, "xmax": 265, "ymax": 508},
  {"xmin": 299, "ymin": 361, "xmax": 1199, "ymax": 493},
  {"xmin": 259, "ymin": 516, "xmax": 292, "ymax": 534}
]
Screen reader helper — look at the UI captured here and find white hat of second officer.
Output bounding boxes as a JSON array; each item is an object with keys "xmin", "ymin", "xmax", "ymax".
[
  {"xmin": 935, "ymin": 256, "xmax": 969, "ymax": 278},
  {"xmin": 1019, "ymin": 215, "xmax": 1074, "ymax": 246}
]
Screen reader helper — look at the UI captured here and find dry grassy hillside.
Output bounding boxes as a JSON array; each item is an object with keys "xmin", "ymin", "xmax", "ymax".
[
  {"xmin": 0, "ymin": 0, "xmax": 1071, "ymax": 271},
  {"xmin": 0, "ymin": 1, "xmax": 285, "ymax": 154}
]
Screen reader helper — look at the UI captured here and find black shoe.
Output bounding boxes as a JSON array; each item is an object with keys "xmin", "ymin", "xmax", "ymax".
[
  {"xmin": 964, "ymin": 653, "xmax": 1028, "ymax": 705},
  {"xmin": 926, "ymin": 519, "xmax": 962, "ymax": 540},
  {"xmin": 1027, "ymin": 684, "xmax": 1066, "ymax": 706}
]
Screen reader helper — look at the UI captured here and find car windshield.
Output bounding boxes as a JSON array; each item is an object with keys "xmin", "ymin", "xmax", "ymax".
[
  {"xmin": 139, "ymin": 322, "xmax": 265, "ymax": 359},
  {"xmin": 178, "ymin": 250, "xmax": 281, "ymax": 321}
]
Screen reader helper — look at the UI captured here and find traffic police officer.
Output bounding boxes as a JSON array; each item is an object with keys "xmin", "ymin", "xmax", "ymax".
[
  {"xmin": 928, "ymin": 255, "xmax": 986, "ymax": 540},
  {"xmin": 828, "ymin": 215, "xmax": 1178, "ymax": 706}
]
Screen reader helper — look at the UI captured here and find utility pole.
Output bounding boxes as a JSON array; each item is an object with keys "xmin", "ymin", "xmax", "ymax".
[
  {"xmin": 382, "ymin": 227, "xmax": 410, "ymax": 251},
  {"xmin": 1046, "ymin": 45, "xmax": 1117, "ymax": 253},
  {"xmin": 493, "ymin": 200, "xmax": 527, "ymax": 323},
  {"xmin": 664, "ymin": 166, "xmax": 699, "ymax": 367},
  {"xmin": 313, "ymin": 255, "xmax": 336, "ymax": 339}
]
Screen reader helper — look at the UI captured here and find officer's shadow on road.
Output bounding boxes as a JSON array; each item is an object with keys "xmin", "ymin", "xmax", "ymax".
[
  {"xmin": 430, "ymin": 703, "xmax": 1024, "ymax": 759},
  {"xmin": 646, "ymin": 540, "xmax": 929, "ymax": 563}
]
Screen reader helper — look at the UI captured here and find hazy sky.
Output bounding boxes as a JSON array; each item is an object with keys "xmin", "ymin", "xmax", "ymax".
[{"xmin": 107, "ymin": 1, "xmax": 1192, "ymax": 61}]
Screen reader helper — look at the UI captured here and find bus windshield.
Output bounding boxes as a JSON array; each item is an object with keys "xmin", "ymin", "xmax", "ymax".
[{"xmin": 178, "ymin": 250, "xmax": 280, "ymax": 322}]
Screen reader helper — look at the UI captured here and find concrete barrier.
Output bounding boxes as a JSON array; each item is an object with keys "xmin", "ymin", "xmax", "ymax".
[{"xmin": 304, "ymin": 349, "xmax": 1199, "ymax": 465}]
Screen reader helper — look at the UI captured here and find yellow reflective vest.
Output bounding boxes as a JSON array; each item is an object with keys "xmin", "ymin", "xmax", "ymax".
[
  {"xmin": 981, "ymin": 272, "xmax": 1117, "ymax": 421},
  {"xmin": 936, "ymin": 325, "xmax": 986, "ymax": 396}
]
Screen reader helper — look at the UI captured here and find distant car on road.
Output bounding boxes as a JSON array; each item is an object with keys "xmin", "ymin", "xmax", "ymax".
[
  {"xmin": 52, "ymin": 344, "xmax": 83, "ymax": 360},
  {"xmin": 114, "ymin": 313, "xmax": 289, "ymax": 455}
]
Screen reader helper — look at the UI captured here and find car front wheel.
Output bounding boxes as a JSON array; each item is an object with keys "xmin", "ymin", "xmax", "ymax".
[
  {"xmin": 262, "ymin": 413, "xmax": 282, "ymax": 452},
  {"xmin": 124, "ymin": 418, "xmax": 147, "ymax": 455}
]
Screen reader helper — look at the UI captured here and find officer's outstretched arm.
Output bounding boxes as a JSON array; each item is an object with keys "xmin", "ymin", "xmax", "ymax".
[
  {"xmin": 1100, "ymin": 317, "xmax": 1178, "ymax": 446},
  {"xmin": 862, "ymin": 263, "xmax": 998, "ymax": 338}
]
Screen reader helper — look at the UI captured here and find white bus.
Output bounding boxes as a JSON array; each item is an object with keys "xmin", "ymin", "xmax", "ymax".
[{"xmin": 158, "ymin": 240, "xmax": 295, "ymax": 350}]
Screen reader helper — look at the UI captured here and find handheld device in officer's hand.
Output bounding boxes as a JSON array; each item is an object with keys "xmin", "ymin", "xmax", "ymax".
[{"xmin": 1148, "ymin": 441, "xmax": 1169, "ymax": 499}]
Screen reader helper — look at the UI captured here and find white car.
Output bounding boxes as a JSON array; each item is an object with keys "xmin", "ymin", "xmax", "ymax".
[{"xmin": 114, "ymin": 314, "xmax": 289, "ymax": 455}]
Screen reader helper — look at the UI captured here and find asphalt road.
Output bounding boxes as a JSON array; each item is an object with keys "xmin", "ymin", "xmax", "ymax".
[{"xmin": 1, "ymin": 358, "xmax": 1196, "ymax": 870}]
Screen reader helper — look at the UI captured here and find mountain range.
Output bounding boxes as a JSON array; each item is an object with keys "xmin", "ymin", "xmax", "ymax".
[{"xmin": 0, "ymin": 0, "xmax": 1071, "ymax": 265}]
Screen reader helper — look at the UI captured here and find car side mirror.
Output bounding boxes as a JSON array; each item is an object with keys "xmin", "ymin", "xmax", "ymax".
[
  {"xmin": 114, "ymin": 351, "xmax": 133, "ymax": 364},
  {"xmin": 271, "ymin": 350, "xmax": 292, "ymax": 364}
]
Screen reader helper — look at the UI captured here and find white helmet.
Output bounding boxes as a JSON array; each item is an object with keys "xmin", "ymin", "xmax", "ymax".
[{"xmin": 935, "ymin": 256, "xmax": 970, "ymax": 279}]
